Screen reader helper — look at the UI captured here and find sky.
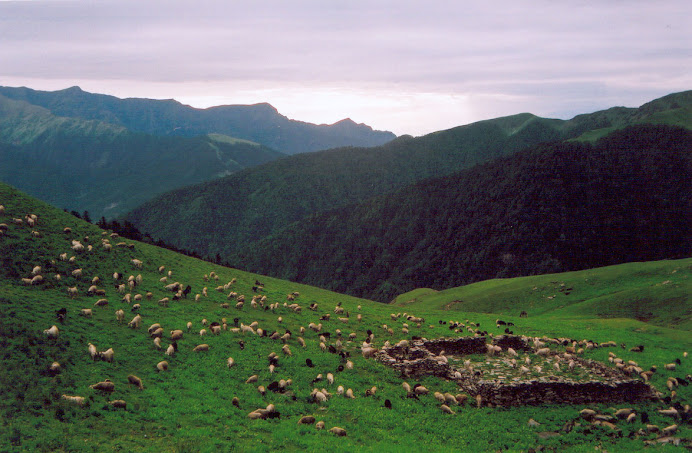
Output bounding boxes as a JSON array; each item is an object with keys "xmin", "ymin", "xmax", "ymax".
[{"xmin": 0, "ymin": 0, "xmax": 690, "ymax": 136}]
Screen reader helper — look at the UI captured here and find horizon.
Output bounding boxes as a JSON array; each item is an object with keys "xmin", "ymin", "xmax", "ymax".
[{"xmin": 1, "ymin": 1, "xmax": 690, "ymax": 136}]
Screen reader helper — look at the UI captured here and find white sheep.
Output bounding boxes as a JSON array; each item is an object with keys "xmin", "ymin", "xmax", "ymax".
[{"xmin": 43, "ymin": 325, "xmax": 59, "ymax": 339}]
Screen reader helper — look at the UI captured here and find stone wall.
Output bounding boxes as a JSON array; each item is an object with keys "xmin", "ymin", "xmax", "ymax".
[
  {"xmin": 492, "ymin": 335, "xmax": 531, "ymax": 351},
  {"xmin": 473, "ymin": 379, "xmax": 657, "ymax": 407},
  {"xmin": 375, "ymin": 335, "xmax": 659, "ymax": 406}
]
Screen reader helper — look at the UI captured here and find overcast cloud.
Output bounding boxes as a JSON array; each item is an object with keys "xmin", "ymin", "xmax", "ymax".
[{"xmin": 0, "ymin": 0, "xmax": 690, "ymax": 135}]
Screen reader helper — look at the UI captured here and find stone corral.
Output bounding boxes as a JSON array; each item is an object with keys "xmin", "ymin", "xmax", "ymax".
[
  {"xmin": 492, "ymin": 334, "xmax": 531, "ymax": 352},
  {"xmin": 376, "ymin": 336, "xmax": 659, "ymax": 407}
]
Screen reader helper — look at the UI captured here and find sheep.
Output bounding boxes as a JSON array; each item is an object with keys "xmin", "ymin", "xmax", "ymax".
[
  {"xmin": 30, "ymin": 275, "xmax": 43, "ymax": 285},
  {"xmin": 441, "ymin": 404, "xmax": 455, "ymax": 414},
  {"xmin": 100, "ymin": 348, "xmax": 114, "ymax": 363},
  {"xmin": 88, "ymin": 343, "xmax": 98, "ymax": 360},
  {"xmin": 362, "ymin": 346, "xmax": 377, "ymax": 358},
  {"xmin": 109, "ymin": 400, "xmax": 127, "ymax": 409},
  {"xmin": 80, "ymin": 308, "xmax": 93, "ymax": 318},
  {"xmin": 199, "ymin": 329, "xmax": 207, "ymax": 337},
  {"xmin": 193, "ymin": 344, "xmax": 210, "ymax": 352},
  {"xmin": 156, "ymin": 361, "xmax": 169, "ymax": 371},
  {"xmin": 94, "ymin": 299, "xmax": 108, "ymax": 307},
  {"xmin": 67, "ymin": 287, "xmax": 78, "ymax": 298},
  {"xmin": 166, "ymin": 344, "xmax": 175, "ymax": 356},
  {"xmin": 227, "ymin": 357, "xmax": 235, "ymax": 368},
  {"xmin": 131, "ymin": 259, "xmax": 143, "ymax": 269},
  {"xmin": 329, "ymin": 427, "xmax": 347, "ymax": 437},
  {"xmin": 128, "ymin": 314, "xmax": 142, "ymax": 329},
  {"xmin": 664, "ymin": 363, "xmax": 677, "ymax": 371},
  {"xmin": 298, "ymin": 416, "xmax": 316, "ymax": 425},
  {"xmin": 536, "ymin": 347, "xmax": 551, "ymax": 357},
  {"xmin": 246, "ymin": 375, "xmax": 259, "ymax": 384},
  {"xmin": 90, "ymin": 380, "xmax": 115, "ymax": 393},
  {"xmin": 43, "ymin": 325, "xmax": 59, "ymax": 339},
  {"xmin": 315, "ymin": 421, "xmax": 325, "ymax": 430},
  {"xmin": 115, "ymin": 309, "xmax": 125, "ymax": 323},
  {"xmin": 154, "ymin": 337, "xmax": 161, "ymax": 349},
  {"xmin": 158, "ymin": 297, "xmax": 169, "ymax": 307},
  {"xmin": 61, "ymin": 395, "xmax": 86, "ymax": 407},
  {"xmin": 170, "ymin": 329, "xmax": 184, "ymax": 341},
  {"xmin": 662, "ymin": 424, "xmax": 678, "ymax": 436},
  {"xmin": 413, "ymin": 385, "xmax": 429, "ymax": 395},
  {"xmin": 131, "ymin": 303, "xmax": 141, "ymax": 311}
]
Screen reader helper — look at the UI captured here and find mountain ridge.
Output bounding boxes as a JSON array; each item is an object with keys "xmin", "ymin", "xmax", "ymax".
[
  {"xmin": 0, "ymin": 85, "xmax": 397, "ymax": 154},
  {"xmin": 123, "ymin": 91, "xmax": 692, "ymax": 265}
]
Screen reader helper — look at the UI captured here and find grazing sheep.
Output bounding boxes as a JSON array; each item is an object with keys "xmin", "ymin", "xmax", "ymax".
[
  {"xmin": 166, "ymin": 344, "xmax": 175, "ymax": 356},
  {"xmin": 94, "ymin": 299, "xmax": 108, "ymax": 307},
  {"xmin": 199, "ymin": 329, "xmax": 207, "ymax": 337},
  {"xmin": 362, "ymin": 346, "xmax": 377, "ymax": 358},
  {"xmin": 186, "ymin": 322, "xmax": 192, "ymax": 332},
  {"xmin": 298, "ymin": 416, "xmax": 316, "ymax": 425},
  {"xmin": 413, "ymin": 385, "xmax": 429, "ymax": 395},
  {"xmin": 80, "ymin": 308, "xmax": 93, "ymax": 318},
  {"xmin": 329, "ymin": 427, "xmax": 347, "ymax": 437},
  {"xmin": 153, "ymin": 337, "xmax": 161, "ymax": 349},
  {"xmin": 193, "ymin": 344, "xmax": 210, "ymax": 352},
  {"xmin": 128, "ymin": 314, "xmax": 142, "ymax": 329},
  {"xmin": 441, "ymin": 404, "xmax": 455, "ymax": 414},
  {"xmin": 246, "ymin": 375, "xmax": 259, "ymax": 384},
  {"xmin": 232, "ymin": 397, "xmax": 240, "ymax": 408},
  {"xmin": 88, "ymin": 343, "xmax": 98, "ymax": 360},
  {"xmin": 90, "ymin": 380, "xmax": 115, "ymax": 393},
  {"xmin": 99, "ymin": 348, "xmax": 114, "ymax": 363},
  {"xmin": 115, "ymin": 309, "xmax": 125, "ymax": 323},
  {"xmin": 662, "ymin": 424, "xmax": 678, "ymax": 436},
  {"xmin": 171, "ymin": 330, "xmax": 184, "ymax": 341},
  {"xmin": 61, "ymin": 395, "xmax": 86, "ymax": 407},
  {"xmin": 43, "ymin": 325, "xmax": 59, "ymax": 339},
  {"xmin": 156, "ymin": 361, "xmax": 169, "ymax": 371},
  {"xmin": 131, "ymin": 259, "xmax": 143, "ymax": 269},
  {"xmin": 67, "ymin": 287, "xmax": 78, "ymax": 298},
  {"xmin": 227, "ymin": 357, "xmax": 235, "ymax": 368},
  {"xmin": 536, "ymin": 347, "xmax": 551, "ymax": 357},
  {"xmin": 315, "ymin": 421, "xmax": 325, "ymax": 430},
  {"xmin": 109, "ymin": 400, "xmax": 127, "ymax": 409},
  {"xmin": 345, "ymin": 388, "xmax": 355, "ymax": 399}
]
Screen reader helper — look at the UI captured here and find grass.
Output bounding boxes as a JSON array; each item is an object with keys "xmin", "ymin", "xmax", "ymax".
[
  {"xmin": 0, "ymin": 181, "xmax": 690, "ymax": 452},
  {"xmin": 393, "ymin": 260, "xmax": 692, "ymax": 330}
]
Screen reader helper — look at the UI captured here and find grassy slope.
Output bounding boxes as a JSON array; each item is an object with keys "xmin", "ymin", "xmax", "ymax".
[
  {"xmin": 0, "ymin": 182, "xmax": 690, "ymax": 452},
  {"xmin": 394, "ymin": 259, "xmax": 692, "ymax": 330}
]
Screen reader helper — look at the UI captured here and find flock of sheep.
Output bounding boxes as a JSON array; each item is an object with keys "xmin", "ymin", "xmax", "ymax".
[{"xmin": 2, "ymin": 200, "xmax": 689, "ymax": 445}]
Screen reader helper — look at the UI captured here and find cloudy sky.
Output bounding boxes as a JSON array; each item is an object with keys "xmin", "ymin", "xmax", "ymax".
[{"xmin": 0, "ymin": 0, "xmax": 690, "ymax": 136}]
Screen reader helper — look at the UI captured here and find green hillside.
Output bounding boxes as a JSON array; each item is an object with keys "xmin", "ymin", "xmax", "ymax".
[
  {"xmin": 0, "ymin": 182, "xmax": 690, "ymax": 451},
  {"xmin": 230, "ymin": 125, "xmax": 691, "ymax": 302},
  {"xmin": 0, "ymin": 85, "xmax": 396, "ymax": 155},
  {"xmin": 394, "ymin": 259, "xmax": 692, "ymax": 330},
  {"xmin": 124, "ymin": 91, "xmax": 692, "ymax": 268},
  {"xmin": 0, "ymin": 94, "xmax": 285, "ymax": 219}
]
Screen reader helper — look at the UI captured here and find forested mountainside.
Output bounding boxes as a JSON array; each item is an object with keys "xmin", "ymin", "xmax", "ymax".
[
  {"xmin": 230, "ymin": 125, "xmax": 691, "ymax": 302},
  {"xmin": 124, "ymin": 91, "xmax": 692, "ymax": 266}
]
